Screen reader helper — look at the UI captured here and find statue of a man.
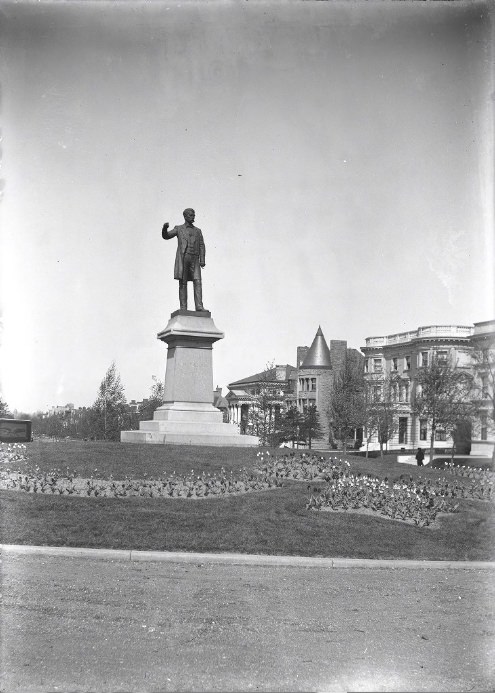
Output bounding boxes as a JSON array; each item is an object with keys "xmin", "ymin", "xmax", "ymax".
[{"xmin": 162, "ymin": 208, "xmax": 206, "ymax": 312}]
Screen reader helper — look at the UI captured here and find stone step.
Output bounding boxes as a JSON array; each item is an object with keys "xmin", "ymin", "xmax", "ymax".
[
  {"xmin": 139, "ymin": 419, "xmax": 238, "ymax": 435},
  {"xmin": 121, "ymin": 430, "xmax": 259, "ymax": 447}
]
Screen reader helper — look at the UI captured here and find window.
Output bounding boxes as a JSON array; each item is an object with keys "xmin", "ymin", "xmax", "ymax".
[
  {"xmin": 373, "ymin": 385, "xmax": 382, "ymax": 402},
  {"xmin": 364, "ymin": 359, "xmax": 369, "ymax": 373},
  {"xmin": 398, "ymin": 382, "xmax": 409, "ymax": 402},
  {"xmin": 310, "ymin": 377, "xmax": 317, "ymax": 392},
  {"xmin": 392, "ymin": 357, "xmax": 398, "ymax": 371},
  {"xmin": 436, "ymin": 350, "xmax": 448, "ymax": 365},
  {"xmin": 420, "ymin": 419, "xmax": 427, "ymax": 441},
  {"xmin": 435, "ymin": 429, "xmax": 446, "ymax": 441},
  {"xmin": 373, "ymin": 358, "xmax": 382, "ymax": 373},
  {"xmin": 398, "ymin": 417, "xmax": 408, "ymax": 444},
  {"xmin": 481, "ymin": 414, "xmax": 487, "ymax": 441},
  {"xmin": 404, "ymin": 355, "xmax": 411, "ymax": 371},
  {"xmin": 481, "ymin": 375, "xmax": 489, "ymax": 398},
  {"xmin": 420, "ymin": 351, "xmax": 429, "ymax": 367}
]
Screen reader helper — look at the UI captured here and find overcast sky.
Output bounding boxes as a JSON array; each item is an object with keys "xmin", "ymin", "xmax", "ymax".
[{"xmin": 1, "ymin": 0, "xmax": 493, "ymax": 414}]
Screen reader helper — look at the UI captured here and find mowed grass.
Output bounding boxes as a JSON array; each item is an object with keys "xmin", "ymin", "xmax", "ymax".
[{"xmin": 1, "ymin": 440, "xmax": 494, "ymax": 561}]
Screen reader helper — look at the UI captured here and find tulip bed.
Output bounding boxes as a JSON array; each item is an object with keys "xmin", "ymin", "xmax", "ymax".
[
  {"xmin": 255, "ymin": 450, "xmax": 494, "ymax": 527},
  {"xmin": 443, "ymin": 461, "xmax": 495, "ymax": 484},
  {"xmin": 254, "ymin": 450, "xmax": 352, "ymax": 480},
  {"xmin": 0, "ymin": 443, "xmax": 281, "ymax": 499},
  {"xmin": 0, "ymin": 443, "xmax": 28, "ymax": 464}
]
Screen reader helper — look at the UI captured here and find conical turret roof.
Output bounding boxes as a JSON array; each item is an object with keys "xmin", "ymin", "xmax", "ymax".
[{"xmin": 300, "ymin": 326, "xmax": 332, "ymax": 369}]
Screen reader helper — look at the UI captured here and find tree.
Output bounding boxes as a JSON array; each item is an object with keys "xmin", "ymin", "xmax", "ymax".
[
  {"xmin": 328, "ymin": 357, "xmax": 366, "ymax": 453},
  {"xmin": 0, "ymin": 396, "xmax": 11, "ymax": 417},
  {"xmin": 139, "ymin": 377, "xmax": 165, "ymax": 421},
  {"xmin": 91, "ymin": 362, "xmax": 131, "ymax": 441},
  {"xmin": 246, "ymin": 361, "xmax": 284, "ymax": 446},
  {"xmin": 300, "ymin": 404, "xmax": 324, "ymax": 450},
  {"xmin": 362, "ymin": 375, "xmax": 401, "ymax": 458},
  {"xmin": 411, "ymin": 352, "xmax": 475, "ymax": 463},
  {"xmin": 279, "ymin": 406, "xmax": 305, "ymax": 448}
]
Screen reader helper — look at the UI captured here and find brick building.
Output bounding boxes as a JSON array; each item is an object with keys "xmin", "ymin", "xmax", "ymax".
[
  {"xmin": 225, "ymin": 327, "xmax": 363, "ymax": 447},
  {"xmin": 286, "ymin": 327, "xmax": 363, "ymax": 448}
]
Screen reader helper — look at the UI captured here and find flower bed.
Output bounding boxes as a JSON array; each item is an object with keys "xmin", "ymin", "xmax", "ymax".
[
  {"xmin": 255, "ymin": 450, "xmax": 351, "ymax": 481},
  {"xmin": 306, "ymin": 474, "xmax": 454, "ymax": 527},
  {"xmin": 0, "ymin": 442, "xmax": 28, "ymax": 464},
  {"xmin": 443, "ymin": 461, "xmax": 495, "ymax": 485},
  {"xmin": 0, "ymin": 442, "xmax": 282, "ymax": 499},
  {"xmin": 255, "ymin": 450, "xmax": 494, "ymax": 527},
  {"xmin": 0, "ymin": 468, "xmax": 281, "ymax": 499},
  {"xmin": 307, "ymin": 469, "xmax": 494, "ymax": 527}
]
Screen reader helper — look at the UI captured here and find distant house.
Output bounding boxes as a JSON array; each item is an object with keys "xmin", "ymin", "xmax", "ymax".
[
  {"xmin": 226, "ymin": 365, "xmax": 296, "ymax": 434},
  {"xmin": 213, "ymin": 386, "xmax": 229, "ymax": 421},
  {"xmin": 127, "ymin": 399, "xmax": 149, "ymax": 414}
]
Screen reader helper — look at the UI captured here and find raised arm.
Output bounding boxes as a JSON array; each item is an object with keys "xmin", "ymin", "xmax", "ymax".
[{"xmin": 162, "ymin": 222, "xmax": 177, "ymax": 240}]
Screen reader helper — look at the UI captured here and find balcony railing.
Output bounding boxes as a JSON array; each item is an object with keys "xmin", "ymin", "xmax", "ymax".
[{"xmin": 365, "ymin": 325, "xmax": 473, "ymax": 348}]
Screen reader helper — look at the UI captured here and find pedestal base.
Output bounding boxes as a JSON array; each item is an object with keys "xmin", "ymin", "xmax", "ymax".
[
  {"xmin": 121, "ymin": 402, "xmax": 259, "ymax": 447},
  {"xmin": 120, "ymin": 312, "xmax": 259, "ymax": 447}
]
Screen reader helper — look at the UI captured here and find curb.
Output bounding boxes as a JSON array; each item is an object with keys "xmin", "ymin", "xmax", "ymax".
[{"xmin": 1, "ymin": 544, "xmax": 494, "ymax": 570}]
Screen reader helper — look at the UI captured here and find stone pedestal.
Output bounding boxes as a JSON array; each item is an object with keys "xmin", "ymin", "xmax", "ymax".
[{"xmin": 121, "ymin": 310, "xmax": 259, "ymax": 447}]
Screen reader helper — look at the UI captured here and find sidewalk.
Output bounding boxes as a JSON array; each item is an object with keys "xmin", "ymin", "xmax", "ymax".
[
  {"xmin": 2, "ymin": 543, "xmax": 494, "ymax": 570},
  {"xmin": 2, "ymin": 548, "xmax": 494, "ymax": 692}
]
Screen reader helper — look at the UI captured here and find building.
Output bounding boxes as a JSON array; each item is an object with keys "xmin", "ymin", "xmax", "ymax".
[
  {"xmin": 225, "ymin": 327, "xmax": 363, "ymax": 447},
  {"xmin": 127, "ymin": 399, "xmax": 148, "ymax": 414},
  {"xmin": 226, "ymin": 365, "xmax": 297, "ymax": 434},
  {"xmin": 469, "ymin": 319, "xmax": 495, "ymax": 456},
  {"xmin": 287, "ymin": 327, "xmax": 363, "ymax": 448},
  {"xmin": 48, "ymin": 403, "xmax": 75, "ymax": 417},
  {"xmin": 213, "ymin": 386, "xmax": 229, "ymax": 422},
  {"xmin": 361, "ymin": 322, "xmax": 494, "ymax": 453}
]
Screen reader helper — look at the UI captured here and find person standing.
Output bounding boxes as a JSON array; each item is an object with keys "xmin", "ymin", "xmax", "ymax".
[
  {"xmin": 415, "ymin": 447, "xmax": 425, "ymax": 466},
  {"xmin": 162, "ymin": 208, "xmax": 206, "ymax": 312}
]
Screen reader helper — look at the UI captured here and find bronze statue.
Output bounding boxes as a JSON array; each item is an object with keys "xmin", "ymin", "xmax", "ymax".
[{"xmin": 162, "ymin": 208, "xmax": 206, "ymax": 312}]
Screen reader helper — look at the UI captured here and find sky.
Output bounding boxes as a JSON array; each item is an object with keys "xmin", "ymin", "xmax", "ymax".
[{"xmin": 1, "ymin": 0, "xmax": 494, "ymax": 414}]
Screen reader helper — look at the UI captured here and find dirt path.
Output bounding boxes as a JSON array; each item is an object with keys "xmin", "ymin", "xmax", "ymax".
[{"xmin": 1, "ymin": 552, "xmax": 494, "ymax": 692}]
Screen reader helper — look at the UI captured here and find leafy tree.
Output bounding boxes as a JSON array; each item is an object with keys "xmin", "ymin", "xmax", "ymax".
[
  {"xmin": 246, "ymin": 361, "xmax": 284, "ymax": 446},
  {"xmin": 46, "ymin": 413, "xmax": 65, "ymax": 439},
  {"xmin": 328, "ymin": 357, "xmax": 365, "ymax": 453},
  {"xmin": 0, "ymin": 396, "xmax": 11, "ymax": 417},
  {"xmin": 300, "ymin": 404, "xmax": 324, "ymax": 450},
  {"xmin": 279, "ymin": 406, "xmax": 305, "ymax": 448},
  {"xmin": 411, "ymin": 352, "xmax": 475, "ymax": 463},
  {"xmin": 69, "ymin": 407, "xmax": 94, "ymax": 440},
  {"xmin": 362, "ymin": 375, "xmax": 401, "ymax": 458},
  {"xmin": 139, "ymin": 377, "xmax": 164, "ymax": 421},
  {"xmin": 91, "ymin": 362, "xmax": 131, "ymax": 441}
]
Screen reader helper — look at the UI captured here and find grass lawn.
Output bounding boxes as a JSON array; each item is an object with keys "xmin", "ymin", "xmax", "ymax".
[{"xmin": 1, "ymin": 440, "xmax": 494, "ymax": 561}]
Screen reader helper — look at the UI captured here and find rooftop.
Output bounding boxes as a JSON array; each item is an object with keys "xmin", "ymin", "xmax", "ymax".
[
  {"xmin": 364, "ymin": 324, "xmax": 473, "ymax": 348},
  {"xmin": 300, "ymin": 326, "xmax": 332, "ymax": 369}
]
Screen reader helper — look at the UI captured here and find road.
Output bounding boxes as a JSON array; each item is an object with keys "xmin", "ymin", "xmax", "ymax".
[{"xmin": 1, "ymin": 551, "xmax": 494, "ymax": 692}]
